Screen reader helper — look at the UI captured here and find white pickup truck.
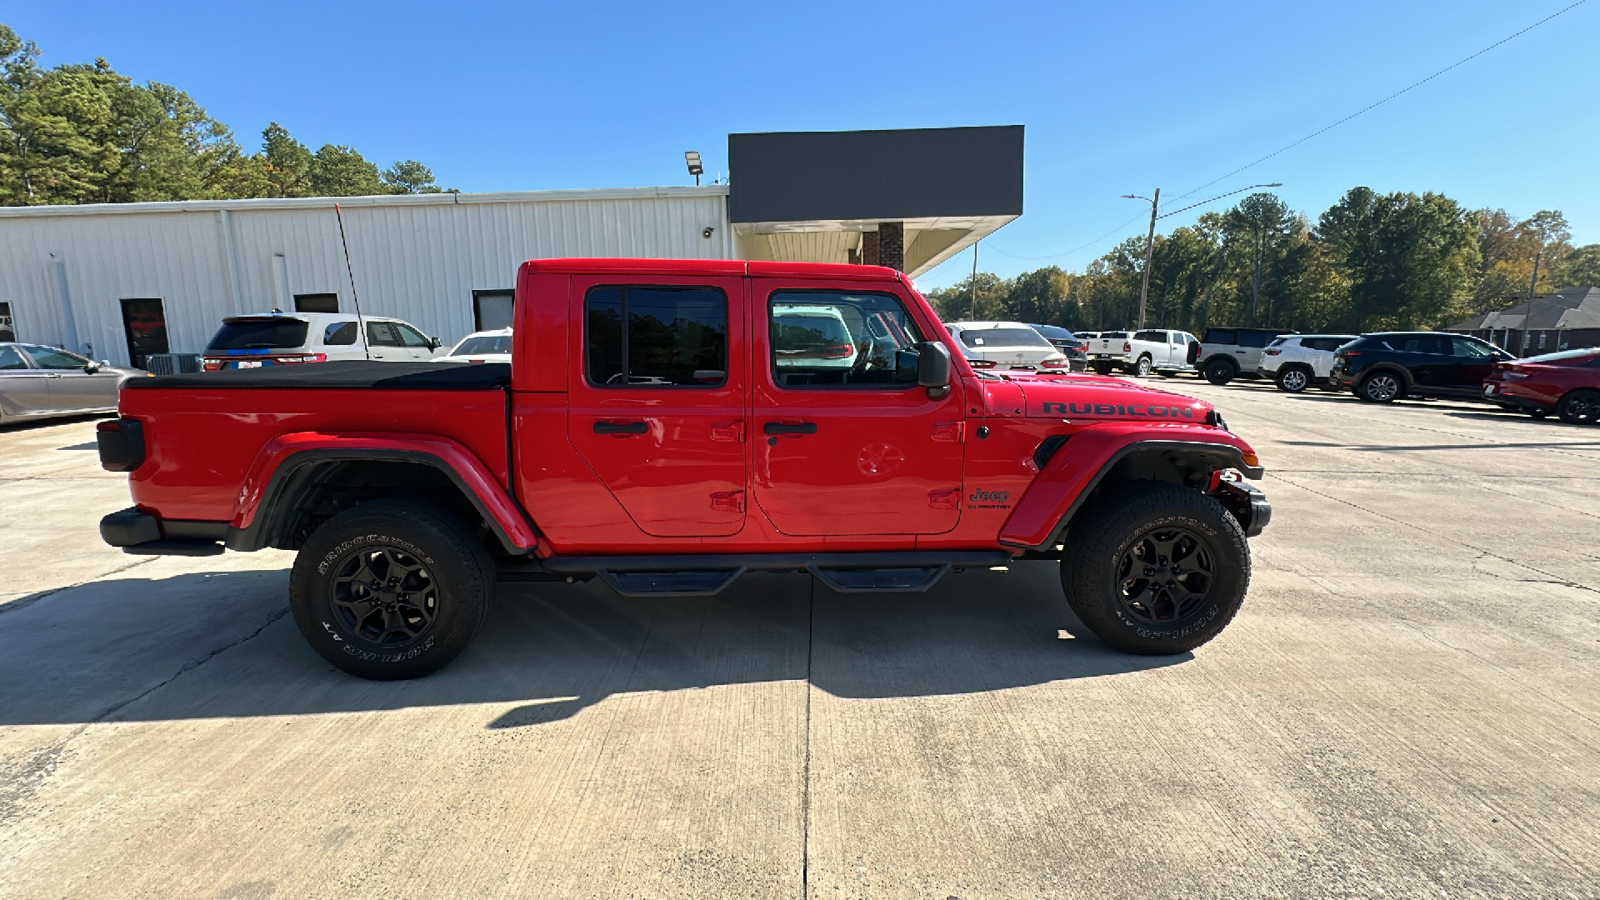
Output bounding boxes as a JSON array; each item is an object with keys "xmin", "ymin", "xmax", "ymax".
[
  {"xmin": 1125, "ymin": 328, "xmax": 1200, "ymax": 377},
  {"xmin": 1085, "ymin": 330, "xmax": 1131, "ymax": 375}
]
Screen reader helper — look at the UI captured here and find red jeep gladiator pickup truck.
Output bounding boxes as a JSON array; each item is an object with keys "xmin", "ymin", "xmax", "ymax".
[{"xmin": 98, "ymin": 259, "xmax": 1270, "ymax": 679}]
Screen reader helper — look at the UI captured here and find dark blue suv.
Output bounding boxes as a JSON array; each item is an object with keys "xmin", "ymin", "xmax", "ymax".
[{"xmin": 1329, "ymin": 332, "xmax": 1514, "ymax": 403}]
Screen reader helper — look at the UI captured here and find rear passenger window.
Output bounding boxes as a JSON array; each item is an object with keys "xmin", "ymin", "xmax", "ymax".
[
  {"xmin": 1206, "ymin": 329, "xmax": 1236, "ymax": 345},
  {"xmin": 324, "ymin": 322, "xmax": 357, "ymax": 345},
  {"xmin": 1237, "ymin": 331, "xmax": 1276, "ymax": 348},
  {"xmin": 586, "ymin": 285, "xmax": 727, "ymax": 387}
]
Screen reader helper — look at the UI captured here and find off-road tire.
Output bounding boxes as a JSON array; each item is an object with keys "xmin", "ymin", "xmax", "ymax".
[
  {"xmin": 1060, "ymin": 481, "xmax": 1250, "ymax": 655},
  {"xmin": 1204, "ymin": 358, "xmax": 1236, "ymax": 386},
  {"xmin": 1135, "ymin": 355, "xmax": 1153, "ymax": 377},
  {"xmin": 1275, "ymin": 366, "xmax": 1311, "ymax": 393},
  {"xmin": 289, "ymin": 499, "xmax": 495, "ymax": 680},
  {"xmin": 1557, "ymin": 389, "xmax": 1600, "ymax": 425},
  {"xmin": 1357, "ymin": 370, "xmax": 1403, "ymax": 403}
]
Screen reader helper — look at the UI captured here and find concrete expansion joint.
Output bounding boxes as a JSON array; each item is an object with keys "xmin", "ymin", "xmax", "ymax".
[{"xmin": 91, "ymin": 606, "xmax": 289, "ymax": 723}]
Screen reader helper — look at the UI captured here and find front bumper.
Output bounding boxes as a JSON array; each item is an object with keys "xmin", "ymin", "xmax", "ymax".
[{"xmin": 1217, "ymin": 481, "xmax": 1272, "ymax": 538}]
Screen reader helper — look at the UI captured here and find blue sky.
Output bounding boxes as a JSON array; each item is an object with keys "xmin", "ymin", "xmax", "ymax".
[{"xmin": 8, "ymin": 0, "xmax": 1597, "ymax": 288}]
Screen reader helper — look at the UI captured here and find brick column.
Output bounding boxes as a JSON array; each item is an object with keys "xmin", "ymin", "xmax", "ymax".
[
  {"xmin": 877, "ymin": 221, "xmax": 904, "ymax": 272},
  {"xmin": 860, "ymin": 230, "xmax": 880, "ymax": 267}
]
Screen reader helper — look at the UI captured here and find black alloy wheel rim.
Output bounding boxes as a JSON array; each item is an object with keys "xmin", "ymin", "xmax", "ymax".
[
  {"xmin": 1365, "ymin": 374, "xmax": 1400, "ymax": 401},
  {"xmin": 1115, "ymin": 526, "xmax": 1215, "ymax": 627},
  {"xmin": 1568, "ymin": 394, "xmax": 1599, "ymax": 423},
  {"xmin": 330, "ymin": 546, "xmax": 441, "ymax": 645}
]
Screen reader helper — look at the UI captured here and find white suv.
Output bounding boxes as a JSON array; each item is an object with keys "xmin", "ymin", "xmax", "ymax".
[
  {"xmin": 1258, "ymin": 334, "xmax": 1359, "ymax": 392},
  {"xmin": 201, "ymin": 312, "xmax": 442, "ymax": 371}
]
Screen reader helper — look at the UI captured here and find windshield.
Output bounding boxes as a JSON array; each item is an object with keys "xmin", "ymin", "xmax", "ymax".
[
  {"xmin": 207, "ymin": 319, "xmax": 309, "ymax": 351},
  {"xmin": 958, "ymin": 328, "xmax": 1053, "ymax": 349},
  {"xmin": 451, "ymin": 335, "xmax": 512, "ymax": 356}
]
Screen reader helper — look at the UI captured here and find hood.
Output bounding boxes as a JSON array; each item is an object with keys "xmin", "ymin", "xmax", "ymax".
[{"xmin": 999, "ymin": 375, "xmax": 1215, "ymax": 424}]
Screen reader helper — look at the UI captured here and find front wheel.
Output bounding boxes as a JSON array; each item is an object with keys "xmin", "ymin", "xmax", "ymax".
[
  {"xmin": 1060, "ymin": 482, "xmax": 1250, "ymax": 655},
  {"xmin": 289, "ymin": 499, "xmax": 495, "ymax": 679},
  {"xmin": 1557, "ymin": 389, "xmax": 1600, "ymax": 425}
]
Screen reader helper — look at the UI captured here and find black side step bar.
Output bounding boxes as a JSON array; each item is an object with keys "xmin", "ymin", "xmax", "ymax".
[{"xmin": 530, "ymin": 551, "xmax": 1012, "ymax": 598}]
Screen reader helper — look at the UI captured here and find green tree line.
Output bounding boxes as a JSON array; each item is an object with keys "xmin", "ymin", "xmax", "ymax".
[
  {"xmin": 929, "ymin": 189, "xmax": 1600, "ymax": 335},
  {"xmin": 0, "ymin": 23, "xmax": 446, "ymax": 205}
]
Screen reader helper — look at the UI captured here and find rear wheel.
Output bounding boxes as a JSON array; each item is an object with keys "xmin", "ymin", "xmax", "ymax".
[
  {"xmin": 289, "ymin": 499, "xmax": 495, "ymax": 679},
  {"xmin": 1060, "ymin": 482, "xmax": 1250, "ymax": 655},
  {"xmin": 1557, "ymin": 389, "xmax": 1600, "ymax": 425},
  {"xmin": 1357, "ymin": 371, "xmax": 1403, "ymax": 403},
  {"xmin": 1204, "ymin": 358, "xmax": 1236, "ymax": 385},
  {"xmin": 1135, "ymin": 355, "xmax": 1153, "ymax": 377},
  {"xmin": 1275, "ymin": 366, "xmax": 1311, "ymax": 393},
  {"xmin": 1091, "ymin": 362, "xmax": 1116, "ymax": 376}
]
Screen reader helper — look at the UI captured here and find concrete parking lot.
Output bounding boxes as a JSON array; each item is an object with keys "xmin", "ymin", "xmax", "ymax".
[{"xmin": 2, "ymin": 380, "xmax": 1597, "ymax": 899}]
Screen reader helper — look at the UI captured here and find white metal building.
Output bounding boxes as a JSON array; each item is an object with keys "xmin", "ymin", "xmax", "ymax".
[{"xmin": 0, "ymin": 127, "xmax": 1023, "ymax": 367}]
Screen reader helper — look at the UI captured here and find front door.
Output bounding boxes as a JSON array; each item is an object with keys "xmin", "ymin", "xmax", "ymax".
[
  {"xmin": 565, "ymin": 276, "xmax": 748, "ymax": 538},
  {"xmin": 751, "ymin": 281, "xmax": 965, "ymax": 536}
]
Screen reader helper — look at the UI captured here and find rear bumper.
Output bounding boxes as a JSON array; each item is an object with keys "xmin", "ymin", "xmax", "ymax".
[{"xmin": 100, "ymin": 507, "xmax": 227, "ymax": 556}]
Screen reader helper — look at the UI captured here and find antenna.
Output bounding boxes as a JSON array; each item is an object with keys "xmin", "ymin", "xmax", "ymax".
[{"xmin": 333, "ymin": 203, "xmax": 372, "ymax": 361}]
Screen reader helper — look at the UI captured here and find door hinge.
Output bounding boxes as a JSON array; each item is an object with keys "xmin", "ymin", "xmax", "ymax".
[
  {"xmin": 711, "ymin": 490, "xmax": 745, "ymax": 513},
  {"xmin": 711, "ymin": 422, "xmax": 745, "ymax": 443},
  {"xmin": 932, "ymin": 421, "xmax": 965, "ymax": 442},
  {"xmin": 928, "ymin": 488, "xmax": 962, "ymax": 510}
]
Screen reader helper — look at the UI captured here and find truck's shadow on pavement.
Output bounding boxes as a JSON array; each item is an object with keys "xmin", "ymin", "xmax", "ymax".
[{"xmin": 0, "ymin": 564, "xmax": 1187, "ymax": 729}]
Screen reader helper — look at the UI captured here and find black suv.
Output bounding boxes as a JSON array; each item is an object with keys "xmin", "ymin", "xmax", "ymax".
[{"xmin": 1329, "ymin": 332, "xmax": 1514, "ymax": 403}]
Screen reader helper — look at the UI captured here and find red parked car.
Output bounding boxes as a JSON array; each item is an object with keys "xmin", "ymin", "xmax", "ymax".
[{"xmin": 1482, "ymin": 347, "xmax": 1600, "ymax": 424}]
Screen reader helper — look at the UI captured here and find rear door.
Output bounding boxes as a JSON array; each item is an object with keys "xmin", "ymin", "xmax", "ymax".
[
  {"xmin": 1445, "ymin": 336, "xmax": 1499, "ymax": 392},
  {"xmin": 565, "ymin": 275, "xmax": 748, "ymax": 538},
  {"xmin": 751, "ymin": 279, "xmax": 965, "ymax": 536},
  {"xmin": 0, "ymin": 345, "xmax": 51, "ymax": 414}
]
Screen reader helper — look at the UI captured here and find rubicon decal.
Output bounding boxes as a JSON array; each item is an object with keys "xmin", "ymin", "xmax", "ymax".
[{"xmin": 1040, "ymin": 401, "xmax": 1198, "ymax": 419}]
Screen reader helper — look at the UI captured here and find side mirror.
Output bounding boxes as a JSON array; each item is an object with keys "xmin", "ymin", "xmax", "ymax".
[
  {"xmin": 84, "ymin": 361, "xmax": 102, "ymax": 374},
  {"xmin": 428, "ymin": 337, "xmax": 442, "ymax": 350}
]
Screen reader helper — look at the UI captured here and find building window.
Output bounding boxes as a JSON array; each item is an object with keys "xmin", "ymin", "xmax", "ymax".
[
  {"xmin": 0, "ymin": 301, "xmax": 14, "ymax": 342},
  {"xmin": 1538, "ymin": 332, "xmax": 1547, "ymax": 349},
  {"xmin": 585, "ymin": 285, "xmax": 727, "ymax": 387},
  {"xmin": 295, "ymin": 293, "xmax": 339, "ymax": 313},
  {"xmin": 473, "ymin": 290, "xmax": 514, "ymax": 331}
]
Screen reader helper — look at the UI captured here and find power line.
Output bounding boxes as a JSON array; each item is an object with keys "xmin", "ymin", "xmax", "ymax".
[
  {"xmin": 1176, "ymin": 0, "xmax": 1589, "ymax": 199},
  {"xmin": 982, "ymin": 211, "xmax": 1150, "ymax": 261}
]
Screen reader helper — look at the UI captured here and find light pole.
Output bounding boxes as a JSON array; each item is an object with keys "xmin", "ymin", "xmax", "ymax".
[{"xmin": 1121, "ymin": 190, "xmax": 1160, "ymax": 329}]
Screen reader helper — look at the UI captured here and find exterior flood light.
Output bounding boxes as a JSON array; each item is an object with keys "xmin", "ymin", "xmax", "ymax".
[{"xmin": 685, "ymin": 151, "xmax": 703, "ymax": 185}]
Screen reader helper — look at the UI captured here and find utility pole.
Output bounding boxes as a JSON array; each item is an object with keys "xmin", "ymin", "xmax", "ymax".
[
  {"xmin": 1522, "ymin": 248, "xmax": 1542, "ymax": 355},
  {"xmin": 970, "ymin": 242, "xmax": 979, "ymax": 318},
  {"xmin": 1251, "ymin": 220, "xmax": 1264, "ymax": 324},
  {"xmin": 1136, "ymin": 188, "xmax": 1159, "ymax": 329}
]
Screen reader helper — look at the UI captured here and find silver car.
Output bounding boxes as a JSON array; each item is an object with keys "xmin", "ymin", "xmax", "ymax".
[{"xmin": 0, "ymin": 342, "xmax": 146, "ymax": 425}]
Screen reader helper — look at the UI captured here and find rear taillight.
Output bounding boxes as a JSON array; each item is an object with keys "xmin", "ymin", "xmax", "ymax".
[
  {"xmin": 96, "ymin": 419, "xmax": 146, "ymax": 472},
  {"xmin": 968, "ymin": 359, "xmax": 997, "ymax": 369},
  {"xmin": 278, "ymin": 354, "xmax": 328, "ymax": 364},
  {"xmin": 202, "ymin": 357, "xmax": 224, "ymax": 371},
  {"xmin": 1337, "ymin": 350, "xmax": 1361, "ymax": 358},
  {"xmin": 1041, "ymin": 357, "xmax": 1068, "ymax": 369},
  {"xmin": 1122, "ymin": 342, "xmax": 1131, "ymax": 352},
  {"xmin": 1264, "ymin": 348, "xmax": 1281, "ymax": 356}
]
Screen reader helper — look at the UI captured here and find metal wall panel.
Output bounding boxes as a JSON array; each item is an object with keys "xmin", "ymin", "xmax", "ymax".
[{"xmin": 0, "ymin": 188, "xmax": 730, "ymax": 366}]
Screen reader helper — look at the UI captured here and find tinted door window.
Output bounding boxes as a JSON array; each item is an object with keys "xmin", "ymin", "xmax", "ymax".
[
  {"xmin": 23, "ymin": 345, "xmax": 91, "ymax": 369},
  {"xmin": 366, "ymin": 322, "xmax": 404, "ymax": 347},
  {"xmin": 586, "ymin": 285, "xmax": 728, "ymax": 387},
  {"xmin": 1450, "ymin": 336, "xmax": 1493, "ymax": 358},
  {"xmin": 395, "ymin": 323, "xmax": 432, "ymax": 348},
  {"xmin": 770, "ymin": 292, "xmax": 925, "ymax": 388},
  {"xmin": 1133, "ymin": 330, "xmax": 1165, "ymax": 343},
  {"xmin": 1205, "ymin": 329, "xmax": 1236, "ymax": 344},
  {"xmin": 0, "ymin": 345, "xmax": 29, "ymax": 369},
  {"xmin": 1236, "ymin": 331, "xmax": 1277, "ymax": 348},
  {"xmin": 323, "ymin": 322, "xmax": 358, "ymax": 345},
  {"xmin": 1396, "ymin": 335, "xmax": 1449, "ymax": 355}
]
